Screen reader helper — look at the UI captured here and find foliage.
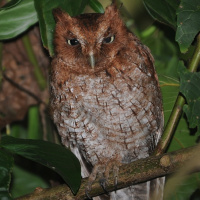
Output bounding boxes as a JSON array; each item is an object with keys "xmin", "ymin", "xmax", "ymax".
[
  {"xmin": 179, "ymin": 64, "xmax": 200, "ymax": 133},
  {"xmin": 0, "ymin": 149, "xmax": 13, "ymax": 200},
  {"xmin": 176, "ymin": 0, "xmax": 200, "ymax": 53},
  {"xmin": 0, "ymin": 0, "xmax": 37, "ymax": 40},
  {"xmin": 0, "ymin": 0, "xmax": 200, "ymax": 199},
  {"xmin": 1, "ymin": 136, "xmax": 81, "ymax": 194}
]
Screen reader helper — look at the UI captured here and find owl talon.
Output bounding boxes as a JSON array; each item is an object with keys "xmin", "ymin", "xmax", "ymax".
[
  {"xmin": 114, "ymin": 175, "xmax": 118, "ymax": 188},
  {"xmin": 85, "ymin": 188, "xmax": 93, "ymax": 200},
  {"xmin": 113, "ymin": 165, "xmax": 119, "ymax": 187},
  {"xmin": 85, "ymin": 182, "xmax": 93, "ymax": 200},
  {"xmin": 99, "ymin": 177, "xmax": 109, "ymax": 195}
]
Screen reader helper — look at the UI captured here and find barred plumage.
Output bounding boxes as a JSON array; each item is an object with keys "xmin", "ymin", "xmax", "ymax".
[{"xmin": 50, "ymin": 4, "xmax": 164, "ymax": 199}]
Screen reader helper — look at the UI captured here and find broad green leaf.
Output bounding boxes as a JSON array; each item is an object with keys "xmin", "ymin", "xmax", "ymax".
[
  {"xmin": 160, "ymin": 62, "xmax": 198, "ymax": 152},
  {"xmin": 176, "ymin": 0, "xmax": 200, "ymax": 53},
  {"xmin": 0, "ymin": 136, "xmax": 81, "ymax": 194},
  {"xmin": 34, "ymin": 0, "xmax": 89, "ymax": 56},
  {"xmin": 0, "ymin": 0, "xmax": 21, "ymax": 10},
  {"xmin": 167, "ymin": 116, "xmax": 197, "ymax": 152},
  {"xmin": 0, "ymin": 149, "xmax": 14, "ymax": 200},
  {"xmin": 142, "ymin": 28, "xmax": 197, "ymax": 151},
  {"xmin": 143, "ymin": 0, "xmax": 179, "ymax": 28},
  {"xmin": 159, "ymin": 63, "xmax": 199, "ymax": 199},
  {"xmin": 159, "ymin": 75, "xmax": 179, "ymax": 126},
  {"xmin": 159, "ymin": 70, "xmax": 196, "ymax": 152},
  {"xmin": 178, "ymin": 64, "xmax": 200, "ymax": 133},
  {"xmin": 89, "ymin": 0, "xmax": 104, "ymax": 13},
  {"xmin": 0, "ymin": 0, "xmax": 38, "ymax": 40}
]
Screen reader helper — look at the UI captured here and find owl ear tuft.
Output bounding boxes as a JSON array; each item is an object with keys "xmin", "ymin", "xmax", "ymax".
[
  {"xmin": 52, "ymin": 8, "xmax": 71, "ymax": 23},
  {"xmin": 104, "ymin": 3, "xmax": 120, "ymax": 19}
]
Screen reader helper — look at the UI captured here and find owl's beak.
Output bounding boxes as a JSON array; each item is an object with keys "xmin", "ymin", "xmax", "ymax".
[{"xmin": 89, "ymin": 54, "xmax": 95, "ymax": 69}]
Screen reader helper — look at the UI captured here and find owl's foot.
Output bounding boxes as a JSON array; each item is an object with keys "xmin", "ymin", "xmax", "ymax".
[
  {"xmin": 99, "ymin": 161, "xmax": 120, "ymax": 189},
  {"xmin": 85, "ymin": 160, "xmax": 121, "ymax": 198}
]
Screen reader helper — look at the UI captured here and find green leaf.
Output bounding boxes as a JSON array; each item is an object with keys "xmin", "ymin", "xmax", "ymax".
[
  {"xmin": 158, "ymin": 62, "xmax": 198, "ymax": 152},
  {"xmin": 89, "ymin": 0, "xmax": 104, "ymax": 13},
  {"xmin": 175, "ymin": 0, "xmax": 200, "ymax": 53},
  {"xmin": 159, "ymin": 75, "xmax": 180, "ymax": 126},
  {"xmin": 143, "ymin": 27, "xmax": 198, "ymax": 152},
  {"xmin": 178, "ymin": 64, "xmax": 200, "ymax": 133},
  {"xmin": 0, "ymin": 136, "xmax": 81, "ymax": 194},
  {"xmin": 167, "ymin": 62, "xmax": 200, "ymax": 152},
  {"xmin": 34, "ymin": 0, "xmax": 89, "ymax": 56},
  {"xmin": 0, "ymin": 0, "xmax": 38, "ymax": 40},
  {"xmin": 159, "ymin": 70, "xmax": 195, "ymax": 152},
  {"xmin": 143, "ymin": 0, "xmax": 179, "ymax": 28},
  {"xmin": 0, "ymin": 149, "xmax": 14, "ymax": 200},
  {"xmin": 167, "ymin": 116, "xmax": 197, "ymax": 152},
  {"xmin": 0, "ymin": 0, "xmax": 21, "ymax": 10}
]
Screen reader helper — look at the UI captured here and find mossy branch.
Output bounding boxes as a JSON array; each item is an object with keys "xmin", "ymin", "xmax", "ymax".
[{"xmin": 16, "ymin": 145, "xmax": 200, "ymax": 200}]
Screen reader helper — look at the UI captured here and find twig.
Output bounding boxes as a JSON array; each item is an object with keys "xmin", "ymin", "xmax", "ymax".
[
  {"xmin": 3, "ymin": 73, "xmax": 46, "ymax": 105},
  {"xmin": 16, "ymin": 145, "xmax": 200, "ymax": 200},
  {"xmin": 22, "ymin": 35, "xmax": 47, "ymax": 90},
  {"xmin": 0, "ymin": 42, "xmax": 3, "ymax": 87},
  {"xmin": 154, "ymin": 33, "xmax": 200, "ymax": 156}
]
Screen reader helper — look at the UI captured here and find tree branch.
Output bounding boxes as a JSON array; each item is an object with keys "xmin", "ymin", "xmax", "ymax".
[{"xmin": 16, "ymin": 145, "xmax": 200, "ymax": 200}]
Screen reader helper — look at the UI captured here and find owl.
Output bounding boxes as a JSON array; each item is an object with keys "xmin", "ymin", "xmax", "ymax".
[{"xmin": 50, "ymin": 3, "xmax": 164, "ymax": 200}]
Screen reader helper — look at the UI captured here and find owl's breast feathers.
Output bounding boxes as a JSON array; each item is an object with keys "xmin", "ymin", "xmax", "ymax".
[{"xmin": 50, "ymin": 49, "xmax": 163, "ymax": 165}]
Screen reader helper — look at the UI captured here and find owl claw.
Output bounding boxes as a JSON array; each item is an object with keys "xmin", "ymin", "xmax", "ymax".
[
  {"xmin": 85, "ymin": 187, "xmax": 93, "ymax": 200},
  {"xmin": 85, "ymin": 179, "xmax": 95, "ymax": 200},
  {"xmin": 114, "ymin": 176, "xmax": 118, "ymax": 188},
  {"xmin": 85, "ymin": 160, "xmax": 121, "ymax": 197},
  {"xmin": 99, "ymin": 177, "xmax": 109, "ymax": 194},
  {"xmin": 113, "ymin": 165, "xmax": 119, "ymax": 187}
]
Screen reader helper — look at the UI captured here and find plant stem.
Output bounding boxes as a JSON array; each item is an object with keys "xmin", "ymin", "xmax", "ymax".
[
  {"xmin": 154, "ymin": 33, "xmax": 200, "ymax": 156},
  {"xmin": 0, "ymin": 42, "xmax": 3, "ymax": 87},
  {"xmin": 154, "ymin": 95, "xmax": 185, "ymax": 155},
  {"xmin": 188, "ymin": 34, "xmax": 200, "ymax": 73},
  {"xmin": 22, "ymin": 35, "xmax": 47, "ymax": 90},
  {"xmin": 28, "ymin": 106, "xmax": 40, "ymax": 139}
]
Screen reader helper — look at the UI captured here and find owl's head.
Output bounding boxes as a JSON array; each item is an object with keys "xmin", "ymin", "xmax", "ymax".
[{"xmin": 53, "ymin": 4, "xmax": 131, "ymax": 74}]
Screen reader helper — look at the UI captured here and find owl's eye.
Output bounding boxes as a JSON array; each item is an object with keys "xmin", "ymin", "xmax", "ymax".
[
  {"xmin": 67, "ymin": 39, "xmax": 79, "ymax": 46},
  {"xmin": 103, "ymin": 36, "xmax": 115, "ymax": 44}
]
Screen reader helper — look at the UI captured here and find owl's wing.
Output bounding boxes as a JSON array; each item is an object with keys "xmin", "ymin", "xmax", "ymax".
[
  {"xmin": 136, "ymin": 39, "xmax": 164, "ymax": 145},
  {"xmin": 112, "ymin": 42, "xmax": 164, "ymax": 200}
]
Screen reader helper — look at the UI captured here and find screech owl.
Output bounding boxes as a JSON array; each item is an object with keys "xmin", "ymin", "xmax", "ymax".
[{"xmin": 50, "ymin": 3, "xmax": 164, "ymax": 200}]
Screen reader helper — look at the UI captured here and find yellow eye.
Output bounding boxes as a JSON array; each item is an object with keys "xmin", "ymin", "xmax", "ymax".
[
  {"xmin": 103, "ymin": 36, "xmax": 115, "ymax": 44},
  {"xmin": 67, "ymin": 39, "xmax": 79, "ymax": 46}
]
